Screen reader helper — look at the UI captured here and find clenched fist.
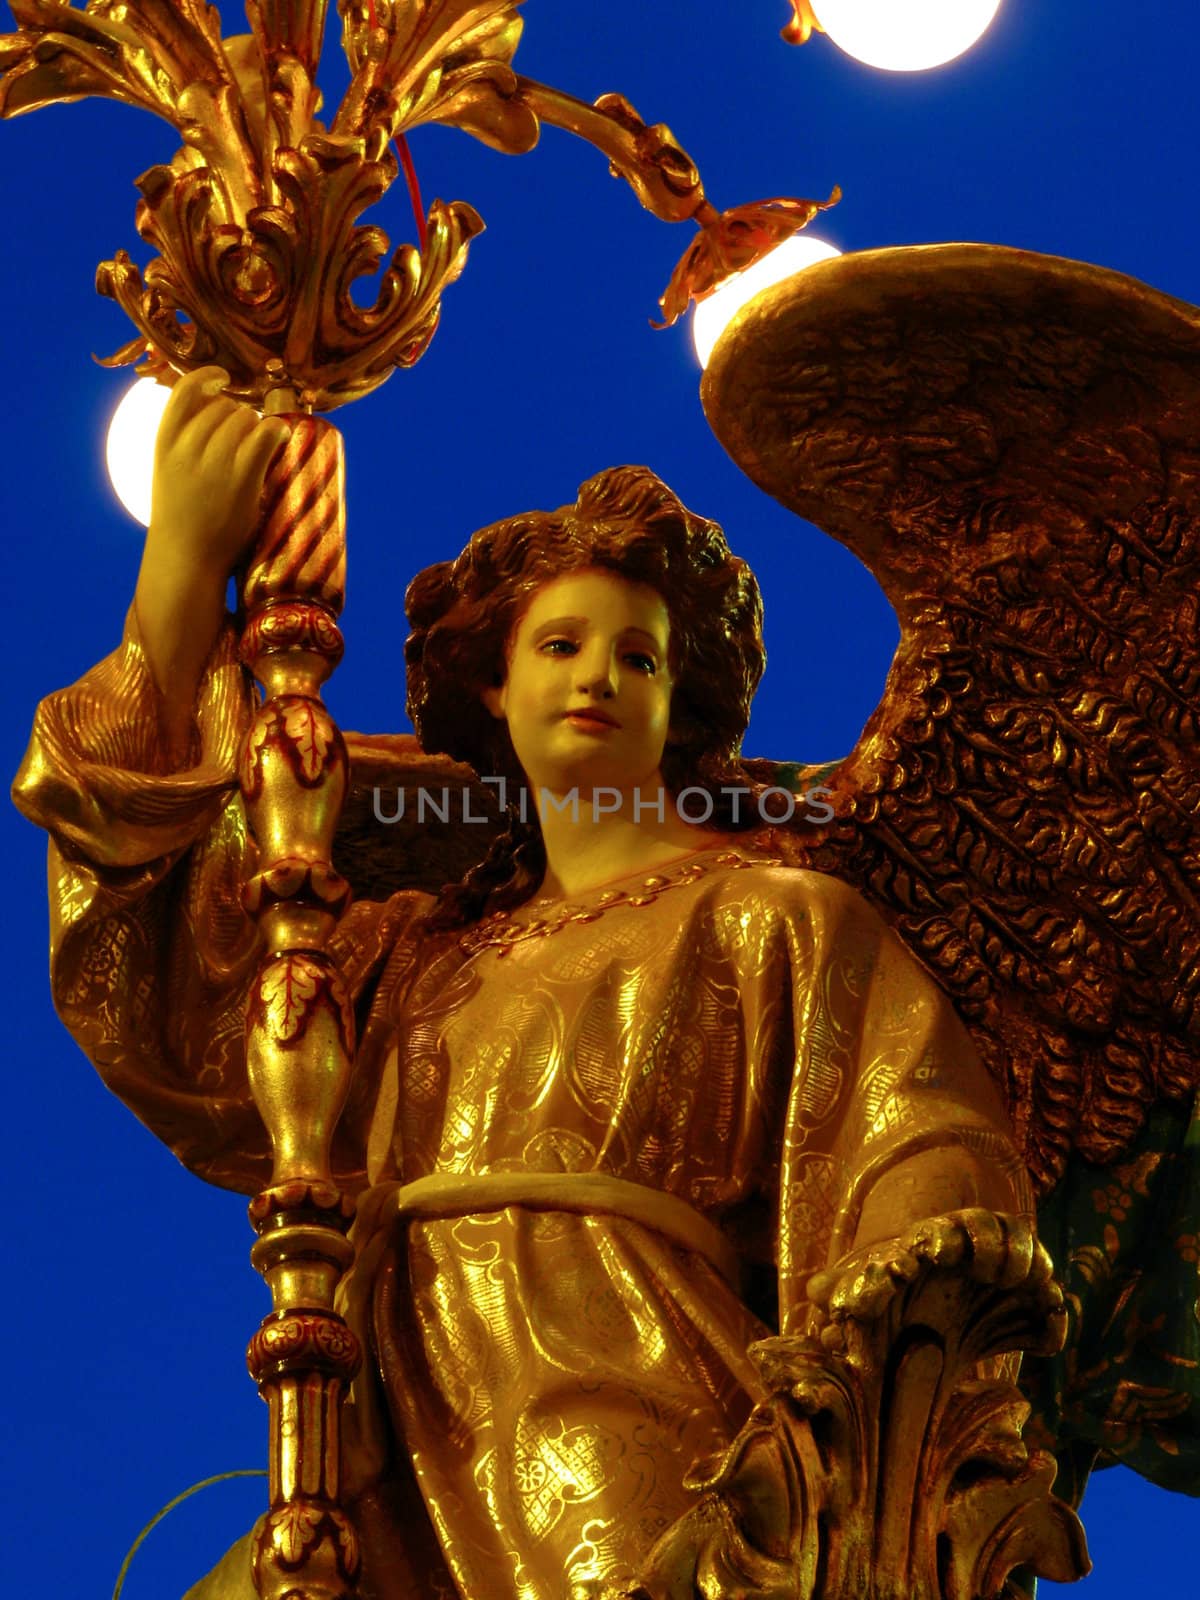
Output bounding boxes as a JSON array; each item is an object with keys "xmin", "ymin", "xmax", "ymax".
[
  {"xmin": 149, "ymin": 366, "xmax": 292, "ymax": 585},
  {"xmin": 134, "ymin": 367, "xmax": 291, "ymax": 760}
]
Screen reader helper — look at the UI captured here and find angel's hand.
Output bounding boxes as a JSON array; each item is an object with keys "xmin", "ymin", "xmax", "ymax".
[
  {"xmin": 806, "ymin": 1208, "xmax": 1049, "ymax": 1329},
  {"xmin": 147, "ymin": 365, "xmax": 290, "ymax": 585},
  {"xmin": 134, "ymin": 367, "xmax": 290, "ymax": 761}
]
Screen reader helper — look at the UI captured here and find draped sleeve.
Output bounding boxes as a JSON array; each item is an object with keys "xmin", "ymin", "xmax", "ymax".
[
  {"xmin": 12, "ymin": 613, "xmax": 431, "ymax": 1196},
  {"xmin": 735, "ymin": 868, "xmax": 1034, "ymax": 1329}
]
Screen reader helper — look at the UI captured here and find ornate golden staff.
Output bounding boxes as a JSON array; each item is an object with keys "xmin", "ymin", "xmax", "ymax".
[{"xmin": 0, "ymin": 4, "xmax": 832, "ymax": 1592}]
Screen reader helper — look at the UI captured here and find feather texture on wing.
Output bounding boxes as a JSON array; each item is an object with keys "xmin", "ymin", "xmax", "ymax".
[{"xmin": 703, "ymin": 243, "xmax": 1200, "ymax": 1194}]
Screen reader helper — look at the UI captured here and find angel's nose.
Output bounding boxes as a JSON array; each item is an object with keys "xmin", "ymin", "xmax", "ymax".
[{"xmin": 575, "ymin": 641, "xmax": 618, "ymax": 698}]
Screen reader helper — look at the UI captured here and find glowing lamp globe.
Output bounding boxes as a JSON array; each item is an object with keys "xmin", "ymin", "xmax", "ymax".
[
  {"xmin": 105, "ymin": 377, "xmax": 171, "ymax": 526},
  {"xmin": 692, "ymin": 233, "xmax": 842, "ymax": 368},
  {"xmin": 812, "ymin": 0, "xmax": 1002, "ymax": 71}
]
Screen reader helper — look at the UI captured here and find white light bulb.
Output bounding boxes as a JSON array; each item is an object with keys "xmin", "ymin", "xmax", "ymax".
[
  {"xmin": 105, "ymin": 377, "xmax": 171, "ymax": 527},
  {"xmin": 812, "ymin": 0, "xmax": 1001, "ymax": 71},
  {"xmin": 692, "ymin": 233, "xmax": 842, "ymax": 369}
]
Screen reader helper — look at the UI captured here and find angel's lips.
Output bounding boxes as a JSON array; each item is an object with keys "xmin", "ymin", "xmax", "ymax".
[{"xmin": 562, "ymin": 709, "xmax": 621, "ymax": 730}]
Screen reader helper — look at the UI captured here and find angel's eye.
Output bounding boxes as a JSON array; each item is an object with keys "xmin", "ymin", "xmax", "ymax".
[
  {"xmin": 625, "ymin": 652, "xmax": 657, "ymax": 674},
  {"xmin": 541, "ymin": 638, "xmax": 579, "ymax": 656}
]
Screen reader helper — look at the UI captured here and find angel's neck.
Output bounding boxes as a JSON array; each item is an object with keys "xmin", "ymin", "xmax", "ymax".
[{"xmin": 533, "ymin": 777, "xmax": 724, "ymax": 901}]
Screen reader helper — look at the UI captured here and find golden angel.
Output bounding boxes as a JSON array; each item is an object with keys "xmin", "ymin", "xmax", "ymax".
[{"xmin": 14, "ymin": 243, "xmax": 1200, "ymax": 1599}]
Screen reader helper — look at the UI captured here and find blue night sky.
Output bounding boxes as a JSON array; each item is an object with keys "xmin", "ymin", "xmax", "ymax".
[{"xmin": 1, "ymin": 0, "xmax": 1197, "ymax": 1592}]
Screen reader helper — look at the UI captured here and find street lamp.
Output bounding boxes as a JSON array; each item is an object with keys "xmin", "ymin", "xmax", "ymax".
[
  {"xmin": 105, "ymin": 376, "xmax": 170, "ymax": 526},
  {"xmin": 692, "ymin": 231, "xmax": 842, "ymax": 367},
  {"xmin": 0, "ymin": 10, "xmax": 844, "ymax": 1596},
  {"xmin": 2, "ymin": 5, "xmax": 1158, "ymax": 1600},
  {"xmin": 785, "ymin": 0, "xmax": 1003, "ymax": 70}
]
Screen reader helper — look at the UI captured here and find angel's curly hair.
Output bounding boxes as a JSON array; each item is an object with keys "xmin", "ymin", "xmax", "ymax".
[{"xmin": 405, "ymin": 465, "xmax": 766, "ymax": 925}]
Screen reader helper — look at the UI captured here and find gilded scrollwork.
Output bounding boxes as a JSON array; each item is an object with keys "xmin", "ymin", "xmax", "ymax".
[
  {"xmin": 631, "ymin": 1211, "xmax": 1089, "ymax": 1600},
  {"xmin": 333, "ymin": 0, "xmax": 534, "ymax": 154},
  {"xmin": 1, "ymin": 0, "xmax": 832, "ymax": 406},
  {"xmin": 249, "ymin": 1310, "xmax": 362, "ymax": 1375},
  {"xmin": 94, "ymin": 152, "xmax": 486, "ymax": 408},
  {"xmin": 656, "ymin": 189, "xmax": 842, "ymax": 328},
  {"xmin": 240, "ymin": 602, "xmax": 345, "ymax": 672}
]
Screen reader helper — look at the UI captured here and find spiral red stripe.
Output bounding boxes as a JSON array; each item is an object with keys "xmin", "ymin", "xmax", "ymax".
[
  {"xmin": 294, "ymin": 498, "xmax": 347, "ymax": 594},
  {"xmin": 246, "ymin": 418, "xmax": 346, "ymax": 611},
  {"xmin": 263, "ymin": 489, "xmax": 343, "ymax": 595},
  {"xmin": 259, "ymin": 427, "xmax": 339, "ymax": 527},
  {"xmin": 253, "ymin": 463, "xmax": 326, "ymax": 574},
  {"xmin": 258, "ymin": 425, "xmax": 326, "ymax": 527},
  {"xmin": 259, "ymin": 431, "xmax": 341, "ymax": 554}
]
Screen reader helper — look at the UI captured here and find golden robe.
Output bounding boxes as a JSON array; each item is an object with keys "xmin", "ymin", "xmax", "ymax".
[{"xmin": 14, "ymin": 621, "xmax": 1028, "ymax": 1599}]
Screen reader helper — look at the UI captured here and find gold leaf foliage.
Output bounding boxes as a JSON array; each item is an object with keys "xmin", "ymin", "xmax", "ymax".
[
  {"xmin": 0, "ymin": 0, "xmax": 230, "ymax": 122},
  {"xmin": 260, "ymin": 953, "xmax": 321, "ymax": 1042},
  {"xmin": 282, "ymin": 699, "xmax": 334, "ymax": 783},
  {"xmin": 0, "ymin": 0, "xmax": 500, "ymax": 402},
  {"xmin": 95, "ymin": 137, "xmax": 484, "ymax": 408},
  {"xmin": 334, "ymin": 0, "xmax": 536, "ymax": 154},
  {"xmin": 269, "ymin": 1500, "xmax": 325, "ymax": 1565},
  {"xmin": 631, "ymin": 1212, "xmax": 1089, "ymax": 1598},
  {"xmin": 2, "ymin": 0, "xmax": 833, "ymax": 401},
  {"xmin": 657, "ymin": 189, "xmax": 841, "ymax": 328}
]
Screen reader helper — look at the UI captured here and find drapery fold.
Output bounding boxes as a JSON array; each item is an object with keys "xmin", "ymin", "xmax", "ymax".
[{"xmin": 16, "ymin": 627, "xmax": 1031, "ymax": 1597}]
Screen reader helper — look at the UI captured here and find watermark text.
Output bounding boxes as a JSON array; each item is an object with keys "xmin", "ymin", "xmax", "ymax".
[{"xmin": 372, "ymin": 781, "xmax": 836, "ymax": 827}]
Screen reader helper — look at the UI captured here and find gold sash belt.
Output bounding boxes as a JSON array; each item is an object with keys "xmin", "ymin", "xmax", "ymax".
[
  {"xmin": 336, "ymin": 1170, "xmax": 740, "ymax": 1488},
  {"xmin": 349, "ymin": 1168, "xmax": 740, "ymax": 1289}
]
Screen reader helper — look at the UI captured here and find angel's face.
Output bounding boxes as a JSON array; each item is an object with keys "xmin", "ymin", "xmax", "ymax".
[{"xmin": 482, "ymin": 568, "xmax": 674, "ymax": 796}]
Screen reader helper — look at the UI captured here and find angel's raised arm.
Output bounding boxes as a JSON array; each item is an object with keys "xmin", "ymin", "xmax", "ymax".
[
  {"xmin": 133, "ymin": 367, "xmax": 289, "ymax": 761},
  {"xmin": 11, "ymin": 376, "xmax": 433, "ymax": 1193}
]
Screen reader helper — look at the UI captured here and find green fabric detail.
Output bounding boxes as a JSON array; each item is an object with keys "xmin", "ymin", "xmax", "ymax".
[{"xmin": 1021, "ymin": 1094, "xmax": 1200, "ymax": 1498}]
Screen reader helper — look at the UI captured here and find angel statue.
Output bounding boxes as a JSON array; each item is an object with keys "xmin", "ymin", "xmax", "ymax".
[{"xmin": 13, "ymin": 242, "xmax": 1200, "ymax": 1600}]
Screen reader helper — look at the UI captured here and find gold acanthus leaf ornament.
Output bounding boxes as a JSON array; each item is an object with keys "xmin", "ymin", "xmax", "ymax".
[
  {"xmin": 0, "ymin": 0, "xmax": 837, "ymax": 408},
  {"xmin": 282, "ymin": 699, "xmax": 335, "ymax": 783},
  {"xmin": 334, "ymin": 0, "xmax": 537, "ymax": 154},
  {"xmin": 95, "ymin": 142, "xmax": 485, "ymax": 409},
  {"xmin": 268, "ymin": 1500, "xmax": 328, "ymax": 1565},
  {"xmin": 655, "ymin": 188, "xmax": 842, "ymax": 328},
  {"xmin": 632, "ymin": 1211, "xmax": 1089, "ymax": 1599}
]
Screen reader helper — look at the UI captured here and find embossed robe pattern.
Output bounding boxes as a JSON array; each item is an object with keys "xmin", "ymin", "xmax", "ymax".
[{"xmin": 17, "ymin": 620, "xmax": 1034, "ymax": 1598}]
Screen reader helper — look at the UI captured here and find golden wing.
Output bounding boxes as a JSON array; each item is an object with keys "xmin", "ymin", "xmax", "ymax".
[
  {"xmin": 705, "ymin": 243, "xmax": 1200, "ymax": 1195},
  {"xmin": 335, "ymin": 733, "xmax": 503, "ymax": 900}
]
